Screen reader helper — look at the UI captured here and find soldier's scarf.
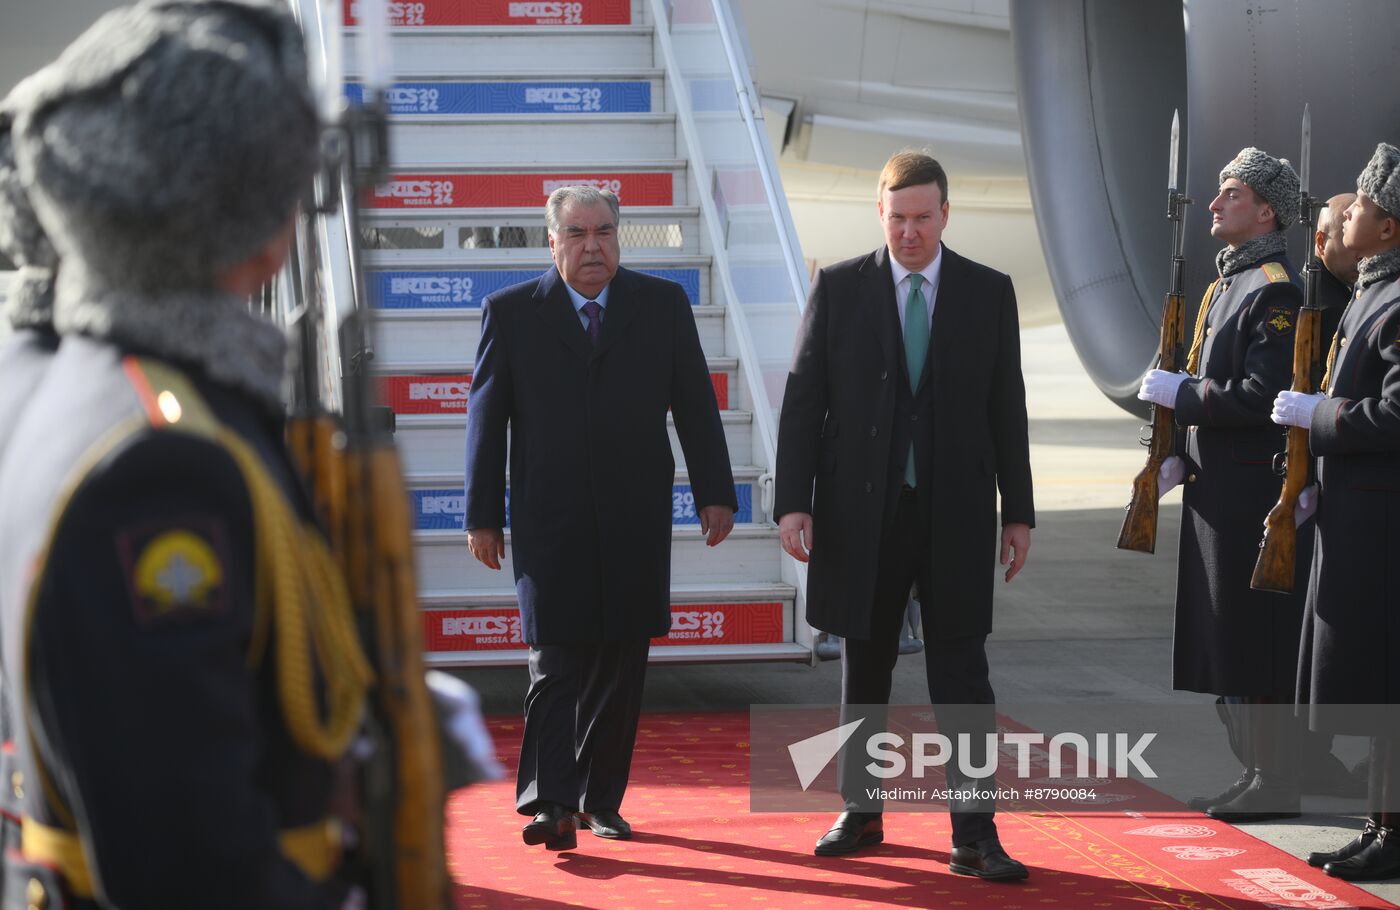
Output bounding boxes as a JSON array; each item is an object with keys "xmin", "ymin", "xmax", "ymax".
[
  {"xmin": 1216, "ymin": 230, "xmax": 1287, "ymax": 279},
  {"xmin": 1356, "ymin": 247, "xmax": 1400, "ymax": 290}
]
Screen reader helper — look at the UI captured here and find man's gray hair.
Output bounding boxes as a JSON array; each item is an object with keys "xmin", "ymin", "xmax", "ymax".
[{"xmin": 545, "ymin": 185, "xmax": 620, "ymax": 235}]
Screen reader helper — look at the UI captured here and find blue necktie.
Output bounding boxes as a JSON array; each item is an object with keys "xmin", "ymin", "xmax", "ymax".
[
  {"xmin": 903, "ymin": 274, "xmax": 928, "ymax": 486},
  {"xmin": 582, "ymin": 300, "xmax": 603, "ymax": 346}
]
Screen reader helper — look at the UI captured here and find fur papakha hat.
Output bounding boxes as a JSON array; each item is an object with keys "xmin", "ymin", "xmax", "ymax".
[
  {"xmin": 1219, "ymin": 147, "xmax": 1301, "ymax": 229},
  {"xmin": 9, "ymin": 0, "xmax": 318, "ymax": 294},
  {"xmin": 0, "ymin": 96, "xmax": 58, "ymax": 328},
  {"xmin": 1357, "ymin": 142, "xmax": 1400, "ymax": 221}
]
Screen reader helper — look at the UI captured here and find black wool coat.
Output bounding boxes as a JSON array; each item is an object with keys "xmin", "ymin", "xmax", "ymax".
[
  {"xmin": 774, "ymin": 245, "xmax": 1034, "ymax": 640},
  {"xmin": 1298, "ymin": 273, "xmax": 1400, "ymax": 730},
  {"xmin": 464, "ymin": 267, "xmax": 736, "ymax": 645},
  {"xmin": 1171, "ymin": 252, "xmax": 1305, "ymax": 697}
]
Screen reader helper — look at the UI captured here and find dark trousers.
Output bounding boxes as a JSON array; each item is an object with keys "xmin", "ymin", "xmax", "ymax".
[
  {"xmin": 839, "ymin": 488, "xmax": 998, "ymax": 846},
  {"xmin": 516, "ymin": 637, "xmax": 650, "ymax": 815}
]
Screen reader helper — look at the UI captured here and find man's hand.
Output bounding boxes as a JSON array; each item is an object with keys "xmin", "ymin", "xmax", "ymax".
[
  {"xmin": 1137, "ymin": 369, "xmax": 1189, "ymax": 409},
  {"xmin": 1158, "ymin": 455, "xmax": 1186, "ymax": 499},
  {"xmin": 698, "ymin": 505, "xmax": 734, "ymax": 547},
  {"xmin": 467, "ymin": 527, "xmax": 505, "ymax": 570},
  {"xmin": 1295, "ymin": 484, "xmax": 1318, "ymax": 527},
  {"xmin": 1000, "ymin": 522, "xmax": 1030, "ymax": 583},
  {"xmin": 1272, "ymin": 390, "xmax": 1325, "ymax": 428},
  {"xmin": 779, "ymin": 512, "xmax": 814, "ymax": 563}
]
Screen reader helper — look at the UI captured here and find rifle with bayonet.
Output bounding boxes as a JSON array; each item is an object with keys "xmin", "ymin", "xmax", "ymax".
[
  {"xmin": 1251, "ymin": 105, "xmax": 1324, "ymax": 593},
  {"xmin": 285, "ymin": 0, "xmax": 450, "ymax": 905},
  {"xmin": 1118, "ymin": 109, "xmax": 1191, "ymax": 553}
]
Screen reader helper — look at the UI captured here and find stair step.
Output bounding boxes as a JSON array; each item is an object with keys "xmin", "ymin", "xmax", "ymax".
[
  {"xmin": 371, "ymin": 303, "xmax": 725, "ymax": 367},
  {"xmin": 361, "ymin": 205, "xmax": 701, "ymax": 255},
  {"xmin": 404, "ymin": 467, "xmax": 767, "ymax": 530},
  {"xmin": 393, "ymin": 408, "xmax": 753, "ymax": 476},
  {"xmin": 423, "ymin": 592, "xmax": 801, "ymax": 666},
  {"xmin": 344, "ymin": 0, "xmax": 640, "ymax": 28},
  {"xmin": 347, "ymin": 27, "xmax": 657, "ymax": 75},
  {"xmin": 420, "ymin": 580, "xmax": 794, "ymax": 607},
  {"xmin": 384, "ymin": 113, "xmax": 677, "ymax": 165},
  {"xmin": 367, "ymin": 164, "xmax": 688, "ymax": 210},
  {"xmin": 414, "ymin": 523, "xmax": 780, "ymax": 593},
  {"xmin": 375, "ymin": 356, "xmax": 736, "ymax": 397},
  {"xmin": 366, "ymin": 263, "xmax": 707, "ymax": 309},
  {"xmin": 351, "ymin": 76, "xmax": 663, "ymax": 117},
  {"xmin": 425, "ymin": 642, "xmax": 812, "ymax": 668}
]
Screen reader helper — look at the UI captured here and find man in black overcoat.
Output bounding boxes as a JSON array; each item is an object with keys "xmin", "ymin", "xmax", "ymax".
[
  {"xmin": 774, "ymin": 151, "xmax": 1034, "ymax": 881},
  {"xmin": 1138, "ymin": 147, "xmax": 1307, "ymax": 821},
  {"xmin": 464, "ymin": 185, "xmax": 736, "ymax": 849},
  {"xmin": 1274, "ymin": 142, "xmax": 1400, "ymax": 881}
]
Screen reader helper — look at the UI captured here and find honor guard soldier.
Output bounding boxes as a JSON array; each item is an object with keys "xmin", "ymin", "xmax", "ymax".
[
  {"xmin": 0, "ymin": 2, "xmax": 372, "ymax": 907},
  {"xmin": 1274, "ymin": 142, "xmax": 1400, "ymax": 882},
  {"xmin": 1137, "ymin": 147, "xmax": 1307, "ymax": 821}
]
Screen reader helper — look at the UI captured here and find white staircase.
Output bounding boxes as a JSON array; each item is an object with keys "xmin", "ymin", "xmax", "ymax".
[{"xmin": 342, "ymin": 0, "xmax": 812, "ymax": 666}]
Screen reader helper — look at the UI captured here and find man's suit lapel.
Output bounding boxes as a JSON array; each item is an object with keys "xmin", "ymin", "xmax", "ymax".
[
  {"xmin": 860, "ymin": 248, "xmax": 900, "ymax": 374},
  {"xmin": 593, "ymin": 267, "xmax": 639, "ymax": 361},
  {"xmin": 534, "ymin": 267, "xmax": 592, "ymax": 365}
]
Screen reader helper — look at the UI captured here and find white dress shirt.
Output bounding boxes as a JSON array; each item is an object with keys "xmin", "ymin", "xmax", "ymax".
[{"xmin": 888, "ymin": 244, "xmax": 943, "ymax": 337}]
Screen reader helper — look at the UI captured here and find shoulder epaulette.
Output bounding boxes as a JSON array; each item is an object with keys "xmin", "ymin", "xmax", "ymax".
[
  {"xmin": 119, "ymin": 356, "xmax": 220, "ymax": 439},
  {"xmin": 1261, "ymin": 261, "xmax": 1290, "ymax": 284}
]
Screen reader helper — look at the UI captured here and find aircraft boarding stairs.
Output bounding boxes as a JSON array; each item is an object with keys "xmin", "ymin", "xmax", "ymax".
[{"xmin": 340, "ymin": 0, "xmax": 813, "ymax": 666}]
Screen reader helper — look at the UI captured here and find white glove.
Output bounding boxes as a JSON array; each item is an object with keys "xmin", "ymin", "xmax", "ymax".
[
  {"xmin": 1138, "ymin": 369, "xmax": 1189, "ymax": 409},
  {"xmin": 1272, "ymin": 390, "xmax": 1325, "ymax": 428},
  {"xmin": 1295, "ymin": 484, "xmax": 1318, "ymax": 527},
  {"xmin": 425, "ymin": 670, "xmax": 507, "ymax": 783},
  {"xmin": 1158, "ymin": 455, "xmax": 1185, "ymax": 499}
]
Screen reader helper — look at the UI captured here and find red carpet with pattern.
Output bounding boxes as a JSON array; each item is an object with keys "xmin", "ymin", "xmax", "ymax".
[{"xmin": 447, "ymin": 711, "xmax": 1396, "ymax": 909}]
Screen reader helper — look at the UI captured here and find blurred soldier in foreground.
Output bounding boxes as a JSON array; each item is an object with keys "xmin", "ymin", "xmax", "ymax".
[
  {"xmin": 1274, "ymin": 143, "xmax": 1400, "ymax": 882},
  {"xmin": 0, "ymin": 1, "xmax": 373, "ymax": 906},
  {"xmin": 1137, "ymin": 147, "xmax": 1307, "ymax": 821}
]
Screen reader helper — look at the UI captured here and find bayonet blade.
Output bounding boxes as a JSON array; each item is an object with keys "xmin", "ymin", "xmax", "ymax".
[
  {"xmin": 1168, "ymin": 109, "xmax": 1180, "ymax": 191},
  {"xmin": 1300, "ymin": 104, "xmax": 1312, "ymax": 197}
]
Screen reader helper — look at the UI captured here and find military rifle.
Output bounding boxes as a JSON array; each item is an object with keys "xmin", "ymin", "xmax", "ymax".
[
  {"xmin": 1118, "ymin": 110, "xmax": 1191, "ymax": 553},
  {"xmin": 1251, "ymin": 105, "xmax": 1323, "ymax": 593},
  {"xmin": 285, "ymin": 0, "xmax": 450, "ymax": 904}
]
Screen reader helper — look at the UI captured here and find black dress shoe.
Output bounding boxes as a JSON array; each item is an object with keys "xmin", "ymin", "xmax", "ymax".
[
  {"xmin": 1308, "ymin": 820, "xmax": 1379, "ymax": 868},
  {"xmin": 577, "ymin": 810, "xmax": 632, "ymax": 840},
  {"xmin": 1205, "ymin": 775, "xmax": 1300, "ymax": 822},
  {"xmin": 949, "ymin": 837, "xmax": 1029, "ymax": 882},
  {"xmin": 1185, "ymin": 769, "xmax": 1255, "ymax": 812},
  {"xmin": 814, "ymin": 811, "xmax": 883, "ymax": 856},
  {"xmin": 1325, "ymin": 828, "xmax": 1400, "ymax": 881},
  {"xmin": 522, "ymin": 803, "xmax": 577, "ymax": 850}
]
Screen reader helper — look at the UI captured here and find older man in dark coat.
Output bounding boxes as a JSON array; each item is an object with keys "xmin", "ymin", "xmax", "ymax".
[
  {"xmin": 1274, "ymin": 143, "xmax": 1400, "ymax": 882},
  {"xmin": 775, "ymin": 151, "xmax": 1034, "ymax": 881},
  {"xmin": 464, "ymin": 185, "xmax": 736, "ymax": 849},
  {"xmin": 1138, "ymin": 147, "xmax": 1306, "ymax": 821}
]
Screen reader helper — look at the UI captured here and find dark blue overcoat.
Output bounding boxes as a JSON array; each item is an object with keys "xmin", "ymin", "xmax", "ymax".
[{"xmin": 464, "ymin": 266, "xmax": 736, "ymax": 644}]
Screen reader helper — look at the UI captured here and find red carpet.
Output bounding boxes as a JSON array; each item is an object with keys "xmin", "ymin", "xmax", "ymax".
[{"xmin": 447, "ymin": 711, "xmax": 1397, "ymax": 909}]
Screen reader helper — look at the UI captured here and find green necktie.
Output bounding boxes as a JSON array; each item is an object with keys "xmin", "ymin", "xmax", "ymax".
[{"xmin": 904, "ymin": 273, "xmax": 929, "ymax": 486}]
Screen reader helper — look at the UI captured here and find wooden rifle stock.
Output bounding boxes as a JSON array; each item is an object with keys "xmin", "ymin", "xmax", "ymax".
[
  {"xmin": 1117, "ymin": 290, "xmax": 1187, "ymax": 553},
  {"xmin": 1250, "ymin": 304, "xmax": 1322, "ymax": 593},
  {"xmin": 346, "ymin": 439, "xmax": 448, "ymax": 910}
]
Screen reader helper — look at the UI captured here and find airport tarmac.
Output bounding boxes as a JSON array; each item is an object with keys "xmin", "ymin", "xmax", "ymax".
[{"xmin": 463, "ymin": 322, "xmax": 1400, "ymax": 905}]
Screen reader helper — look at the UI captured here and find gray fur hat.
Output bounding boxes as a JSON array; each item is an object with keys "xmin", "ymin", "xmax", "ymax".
[
  {"xmin": 1219, "ymin": 147, "xmax": 1301, "ymax": 229},
  {"xmin": 1357, "ymin": 142, "xmax": 1400, "ymax": 220},
  {"xmin": 10, "ymin": 0, "xmax": 318, "ymax": 294},
  {"xmin": 0, "ymin": 97, "xmax": 58, "ymax": 329}
]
